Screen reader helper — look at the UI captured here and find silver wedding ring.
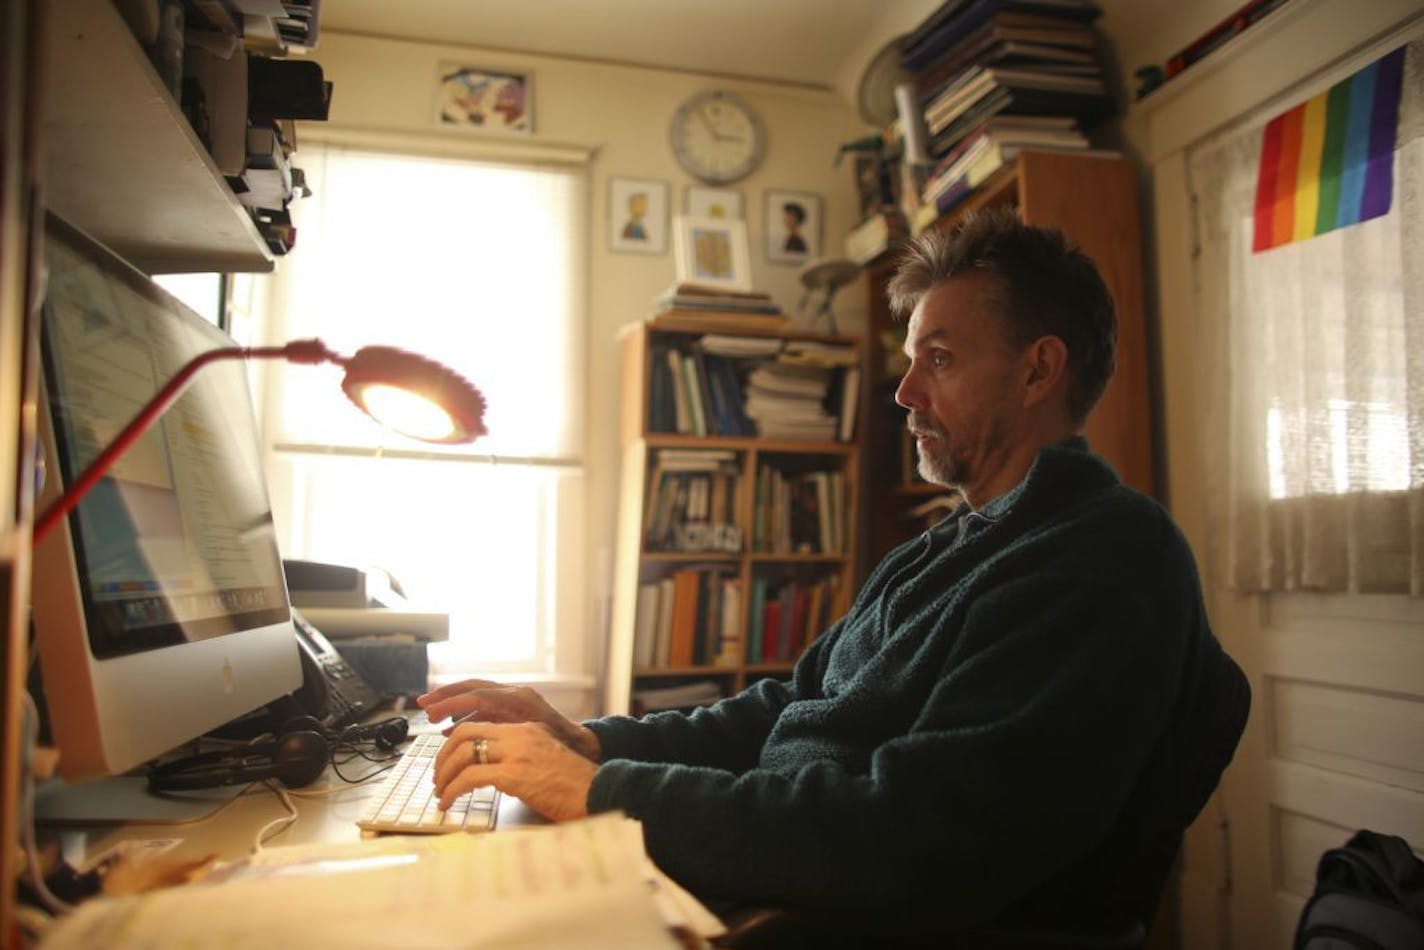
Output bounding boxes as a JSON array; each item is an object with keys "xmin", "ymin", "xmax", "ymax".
[{"xmin": 474, "ymin": 737, "xmax": 489, "ymax": 766}]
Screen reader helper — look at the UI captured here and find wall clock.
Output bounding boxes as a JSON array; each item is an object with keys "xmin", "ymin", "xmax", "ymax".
[{"xmin": 669, "ymin": 90, "xmax": 766, "ymax": 184}]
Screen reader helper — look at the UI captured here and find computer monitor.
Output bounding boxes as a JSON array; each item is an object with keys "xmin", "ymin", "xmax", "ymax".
[{"xmin": 30, "ymin": 214, "xmax": 302, "ymax": 781}]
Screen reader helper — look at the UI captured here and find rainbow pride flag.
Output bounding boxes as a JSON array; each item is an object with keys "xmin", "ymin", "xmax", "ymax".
[{"xmin": 1253, "ymin": 46, "xmax": 1404, "ymax": 252}]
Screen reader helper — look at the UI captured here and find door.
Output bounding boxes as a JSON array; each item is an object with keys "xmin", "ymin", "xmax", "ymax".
[{"xmin": 1146, "ymin": 8, "xmax": 1424, "ymax": 944}]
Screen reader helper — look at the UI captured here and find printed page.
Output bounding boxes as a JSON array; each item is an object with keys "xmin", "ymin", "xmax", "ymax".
[{"xmin": 39, "ymin": 813, "xmax": 695, "ymax": 948}]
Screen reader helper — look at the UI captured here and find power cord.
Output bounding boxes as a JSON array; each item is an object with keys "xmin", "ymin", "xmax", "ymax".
[
  {"xmin": 250, "ymin": 780, "xmax": 299, "ymax": 854},
  {"xmin": 19, "ymin": 692, "xmax": 74, "ymax": 916}
]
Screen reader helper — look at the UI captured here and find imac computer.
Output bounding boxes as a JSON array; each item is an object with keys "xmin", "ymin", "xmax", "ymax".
[{"xmin": 30, "ymin": 214, "xmax": 302, "ymax": 782}]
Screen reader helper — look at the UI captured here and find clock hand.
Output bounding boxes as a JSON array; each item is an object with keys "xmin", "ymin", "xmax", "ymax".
[{"xmin": 696, "ymin": 107, "xmax": 725, "ymax": 142}]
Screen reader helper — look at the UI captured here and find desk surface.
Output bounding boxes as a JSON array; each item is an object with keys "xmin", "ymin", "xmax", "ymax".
[{"xmin": 49, "ymin": 721, "xmax": 547, "ymax": 871}]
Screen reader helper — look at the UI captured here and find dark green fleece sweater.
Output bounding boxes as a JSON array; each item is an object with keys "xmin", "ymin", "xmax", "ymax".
[{"xmin": 586, "ymin": 438, "xmax": 1222, "ymax": 926}]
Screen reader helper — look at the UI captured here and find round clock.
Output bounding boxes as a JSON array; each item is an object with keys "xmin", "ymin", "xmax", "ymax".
[{"xmin": 669, "ymin": 90, "xmax": 766, "ymax": 184}]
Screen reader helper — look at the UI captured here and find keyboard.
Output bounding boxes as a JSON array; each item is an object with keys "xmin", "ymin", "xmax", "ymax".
[{"xmin": 356, "ymin": 733, "xmax": 500, "ymax": 834}]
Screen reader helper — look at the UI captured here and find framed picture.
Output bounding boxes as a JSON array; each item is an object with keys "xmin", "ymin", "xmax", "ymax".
[
  {"xmin": 437, "ymin": 64, "xmax": 533, "ymax": 134},
  {"xmin": 765, "ymin": 189, "xmax": 822, "ymax": 264},
  {"xmin": 685, "ymin": 185, "xmax": 743, "ymax": 220},
  {"xmin": 673, "ymin": 215, "xmax": 753, "ymax": 292},
  {"xmin": 609, "ymin": 177, "xmax": 669, "ymax": 254}
]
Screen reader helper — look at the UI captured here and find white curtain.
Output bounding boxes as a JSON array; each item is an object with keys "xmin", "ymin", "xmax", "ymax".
[
  {"xmin": 1187, "ymin": 41, "xmax": 1424, "ymax": 596},
  {"xmin": 255, "ymin": 143, "xmax": 588, "ymax": 670}
]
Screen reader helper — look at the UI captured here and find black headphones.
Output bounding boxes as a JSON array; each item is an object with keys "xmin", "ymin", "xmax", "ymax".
[
  {"xmin": 147, "ymin": 719, "xmax": 330, "ymax": 792},
  {"xmin": 147, "ymin": 715, "xmax": 410, "ymax": 793},
  {"xmin": 331, "ymin": 716, "xmax": 408, "ymax": 752}
]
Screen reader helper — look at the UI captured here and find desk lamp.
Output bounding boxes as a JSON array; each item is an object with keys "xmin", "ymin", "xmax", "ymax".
[{"xmin": 32, "ymin": 338, "xmax": 486, "ymax": 544}]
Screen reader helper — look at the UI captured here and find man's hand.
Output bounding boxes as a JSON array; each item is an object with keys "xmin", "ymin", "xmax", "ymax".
[
  {"xmin": 432, "ymin": 721, "xmax": 597, "ymax": 822},
  {"xmin": 416, "ymin": 679, "xmax": 601, "ymax": 761}
]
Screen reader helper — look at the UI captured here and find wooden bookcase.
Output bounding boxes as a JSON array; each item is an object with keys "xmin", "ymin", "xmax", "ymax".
[
  {"xmin": 605, "ymin": 320, "xmax": 862, "ymax": 717},
  {"xmin": 858, "ymin": 150, "xmax": 1154, "ymax": 567}
]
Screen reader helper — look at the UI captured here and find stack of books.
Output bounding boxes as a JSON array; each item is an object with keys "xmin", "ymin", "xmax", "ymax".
[
  {"xmin": 890, "ymin": 0, "xmax": 1114, "ymax": 229},
  {"xmin": 844, "ymin": 208, "xmax": 909, "ymax": 265},
  {"xmin": 652, "ymin": 283, "xmax": 792, "ymax": 333},
  {"xmin": 744, "ymin": 359, "xmax": 841, "ymax": 442}
]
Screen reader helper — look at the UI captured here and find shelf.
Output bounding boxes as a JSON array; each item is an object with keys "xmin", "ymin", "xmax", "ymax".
[
  {"xmin": 744, "ymin": 663, "xmax": 796, "ymax": 675},
  {"xmin": 640, "ymin": 551, "xmax": 740, "ymax": 563},
  {"xmin": 896, "ymin": 482, "xmax": 949, "ymax": 497},
  {"xmin": 43, "ymin": 0, "xmax": 274, "ymax": 274},
  {"xmin": 633, "ymin": 665, "xmax": 739, "ymax": 678},
  {"xmin": 646, "ymin": 318, "xmax": 860, "ymax": 345},
  {"xmin": 643, "ymin": 433, "xmax": 855, "ymax": 454},
  {"xmin": 748, "ymin": 552, "xmax": 849, "ymax": 564}
]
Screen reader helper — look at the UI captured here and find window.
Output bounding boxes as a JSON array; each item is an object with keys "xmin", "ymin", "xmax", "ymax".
[{"xmin": 256, "ymin": 144, "xmax": 587, "ymax": 671}]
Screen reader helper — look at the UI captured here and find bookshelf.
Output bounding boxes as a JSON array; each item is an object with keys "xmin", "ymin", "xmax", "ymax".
[
  {"xmin": 858, "ymin": 150, "xmax": 1154, "ymax": 566},
  {"xmin": 605, "ymin": 321, "xmax": 862, "ymax": 717}
]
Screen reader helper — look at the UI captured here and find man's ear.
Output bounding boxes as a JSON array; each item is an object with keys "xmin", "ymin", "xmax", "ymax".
[{"xmin": 1021, "ymin": 335, "xmax": 1070, "ymax": 409}]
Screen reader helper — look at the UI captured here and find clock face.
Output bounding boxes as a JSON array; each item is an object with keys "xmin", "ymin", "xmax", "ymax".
[{"xmin": 670, "ymin": 91, "xmax": 765, "ymax": 184}]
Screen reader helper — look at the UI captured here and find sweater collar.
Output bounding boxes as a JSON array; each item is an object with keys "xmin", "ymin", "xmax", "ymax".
[{"xmin": 960, "ymin": 435, "xmax": 1116, "ymax": 528}]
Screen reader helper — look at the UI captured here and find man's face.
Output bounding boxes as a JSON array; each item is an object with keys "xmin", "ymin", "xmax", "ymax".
[{"xmin": 894, "ymin": 273, "xmax": 1030, "ymax": 492}]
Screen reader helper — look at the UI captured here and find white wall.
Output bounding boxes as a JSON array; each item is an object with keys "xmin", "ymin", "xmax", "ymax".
[{"xmin": 301, "ymin": 31, "xmax": 867, "ymax": 713}]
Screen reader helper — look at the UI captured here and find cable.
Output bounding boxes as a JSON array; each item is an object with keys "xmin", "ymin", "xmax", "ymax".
[
  {"xmin": 251, "ymin": 780, "xmax": 299, "ymax": 854},
  {"xmin": 20, "ymin": 693, "xmax": 74, "ymax": 915}
]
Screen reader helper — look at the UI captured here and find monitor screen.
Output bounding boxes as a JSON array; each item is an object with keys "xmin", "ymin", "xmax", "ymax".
[{"xmin": 31, "ymin": 214, "xmax": 302, "ymax": 780}]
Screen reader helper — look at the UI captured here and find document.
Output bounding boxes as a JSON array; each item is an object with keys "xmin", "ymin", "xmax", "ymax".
[{"xmin": 39, "ymin": 813, "xmax": 718, "ymax": 948}]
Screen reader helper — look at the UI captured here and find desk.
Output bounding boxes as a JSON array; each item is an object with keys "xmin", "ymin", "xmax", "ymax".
[{"xmin": 45, "ymin": 717, "xmax": 546, "ymax": 871}]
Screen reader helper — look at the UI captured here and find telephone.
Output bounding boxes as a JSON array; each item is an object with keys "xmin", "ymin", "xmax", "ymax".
[{"xmin": 290, "ymin": 607, "xmax": 389, "ymax": 727}]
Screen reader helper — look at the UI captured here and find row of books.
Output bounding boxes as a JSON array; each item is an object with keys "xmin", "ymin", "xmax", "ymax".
[
  {"xmin": 632, "ymin": 568, "xmax": 741, "ymax": 670},
  {"xmin": 642, "ymin": 450, "xmax": 743, "ymax": 553},
  {"xmin": 746, "ymin": 575, "xmax": 842, "ymax": 663},
  {"xmin": 648, "ymin": 337, "xmax": 859, "ymax": 442},
  {"xmin": 750, "ymin": 466, "xmax": 849, "ymax": 556}
]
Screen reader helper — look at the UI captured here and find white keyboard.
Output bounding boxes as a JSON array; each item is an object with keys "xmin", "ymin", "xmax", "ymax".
[{"xmin": 356, "ymin": 733, "xmax": 500, "ymax": 834}]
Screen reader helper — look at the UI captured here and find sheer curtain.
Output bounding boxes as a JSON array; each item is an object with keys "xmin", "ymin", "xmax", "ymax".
[
  {"xmin": 255, "ymin": 143, "xmax": 588, "ymax": 671},
  {"xmin": 1187, "ymin": 41, "xmax": 1423, "ymax": 596}
]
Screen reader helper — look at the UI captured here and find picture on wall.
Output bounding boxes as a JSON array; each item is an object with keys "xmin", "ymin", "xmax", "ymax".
[
  {"xmin": 609, "ymin": 177, "xmax": 669, "ymax": 254},
  {"xmin": 673, "ymin": 215, "xmax": 753, "ymax": 292},
  {"xmin": 765, "ymin": 189, "xmax": 822, "ymax": 264},
  {"xmin": 686, "ymin": 185, "xmax": 743, "ymax": 220},
  {"xmin": 437, "ymin": 64, "xmax": 533, "ymax": 134}
]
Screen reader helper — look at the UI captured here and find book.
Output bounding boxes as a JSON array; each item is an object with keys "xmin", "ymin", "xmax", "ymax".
[
  {"xmin": 915, "ymin": 19, "xmax": 1099, "ymax": 100},
  {"xmin": 1163, "ymin": 0, "xmax": 1291, "ymax": 79},
  {"xmin": 633, "ymin": 582, "xmax": 660, "ymax": 669},
  {"xmin": 837, "ymin": 366, "xmax": 860, "ymax": 442},
  {"xmin": 746, "ymin": 576, "xmax": 767, "ymax": 662},
  {"xmin": 40, "ymin": 813, "xmax": 716, "ymax": 949},
  {"xmin": 902, "ymin": 0, "xmax": 1102, "ymax": 71},
  {"xmin": 844, "ymin": 210, "xmax": 908, "ymax": 265},
  {"xmin": 667, "ymin": 569, "xmax": 702, "ymax": 667},
  {"xmin": 925, "ymin": 66, "xmax": 1106, "ymax": 134}
]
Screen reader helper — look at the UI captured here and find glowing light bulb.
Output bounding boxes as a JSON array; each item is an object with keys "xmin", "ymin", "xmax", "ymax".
[{"xmin": 357, "ymin": 384, "xmax": 457, "ymax": 441}]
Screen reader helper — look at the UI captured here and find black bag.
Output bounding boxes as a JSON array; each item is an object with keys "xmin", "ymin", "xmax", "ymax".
[{"xmin": 1295, "ymin": 830, "xmax": 1424, "ymax": 949}]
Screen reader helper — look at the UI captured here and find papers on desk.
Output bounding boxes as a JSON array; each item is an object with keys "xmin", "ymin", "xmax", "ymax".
[{"xmin": 39, "ymin": 813, "xmax": 722, "ymax": 948}]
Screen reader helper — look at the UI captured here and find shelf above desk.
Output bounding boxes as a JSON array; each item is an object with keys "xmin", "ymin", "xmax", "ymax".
[{"xmin": 43, "ymin": 0, "xmax": 275, "ymax": 274}]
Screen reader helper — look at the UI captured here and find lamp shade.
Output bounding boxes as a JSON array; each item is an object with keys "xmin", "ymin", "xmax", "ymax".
[{"xmin": 340, "ymin": 346, "xmax": 488, "ymax": 444}]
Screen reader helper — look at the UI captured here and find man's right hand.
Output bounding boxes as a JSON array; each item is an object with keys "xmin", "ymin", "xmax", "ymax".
[{"xmin": 416, "ymin": 679, "xmax": 602, "ymax": 762}]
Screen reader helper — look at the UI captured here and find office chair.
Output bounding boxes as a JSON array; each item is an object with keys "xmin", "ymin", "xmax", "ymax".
[{"xmin": 716, "ymin": 645, "xmax": 1251, "ymax": 950}]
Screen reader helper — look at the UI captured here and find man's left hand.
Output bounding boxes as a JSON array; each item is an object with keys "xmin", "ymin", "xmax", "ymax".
[{"xmin": 432, "ymin": 720, "xmax": 598, "ymax": 822}]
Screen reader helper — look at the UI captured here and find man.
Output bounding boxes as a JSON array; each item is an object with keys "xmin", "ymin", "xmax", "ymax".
[
  {"xmin": 782, "ymin": 201, "xmax": 808, "ymax": 254},
  {"xmin": 423, "ymin": 211, "xmax": 1241, "ymax": 932}
]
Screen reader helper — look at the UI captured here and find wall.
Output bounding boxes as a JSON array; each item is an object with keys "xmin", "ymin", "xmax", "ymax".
[{"xmin": 301, "ymin": 31, "xmax": 867, "ymax": 713}]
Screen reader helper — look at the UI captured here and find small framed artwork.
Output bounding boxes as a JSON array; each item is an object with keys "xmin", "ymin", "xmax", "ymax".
[
  {"xmin": 765, "ymin": 189, "xmax": 822, "ymax": 264},
  {"xmin": 685, "ymin": 185, "xmax": 743, "ymax": 220},
  {"xmin": 437, "ymin": 64, "xmax": 533, "ymax": 134},
  {"xmin": 609, "ymin": 177, "xmax": 669, "ymax": 254},
  {"xmin": 673, "ymin": 215, "xmax": 753, "ymax": 292}
]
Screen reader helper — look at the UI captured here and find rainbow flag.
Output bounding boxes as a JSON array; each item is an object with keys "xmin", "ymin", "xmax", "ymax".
[{"xmin": 1253, "ymin": 46, "xmax": 1404, "ymax": 252}]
